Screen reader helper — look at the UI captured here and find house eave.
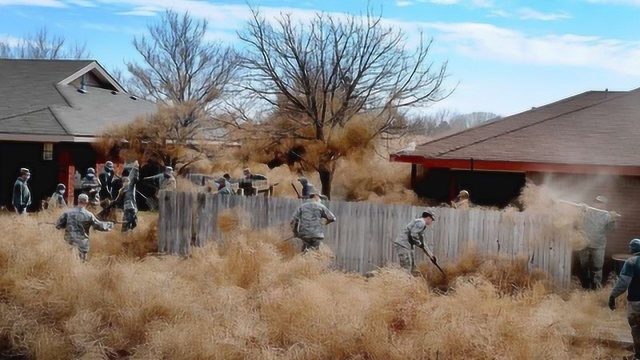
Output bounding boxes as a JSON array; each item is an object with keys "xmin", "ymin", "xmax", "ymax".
[
  {"xmin": 389, "ymin": 154, "xmax": 640, "ymax": 176},
  {"xmin": 0, "ymin": 133, "xmax": 98, "ymax": 143}
]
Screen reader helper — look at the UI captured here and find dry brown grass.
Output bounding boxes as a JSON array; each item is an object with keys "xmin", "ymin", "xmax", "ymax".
[{"xmin": 0, "ymin": 210, "xmax": 632, "ymax": 359}]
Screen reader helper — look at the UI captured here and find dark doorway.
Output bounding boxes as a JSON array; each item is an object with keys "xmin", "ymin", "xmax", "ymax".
[
  {"xmin": 414, "ymin": 167, "xmax": 526, "ymax": 208},
  {"xmin": 452, "ymin": 170, "xmax": 526, "ymax": 208}
]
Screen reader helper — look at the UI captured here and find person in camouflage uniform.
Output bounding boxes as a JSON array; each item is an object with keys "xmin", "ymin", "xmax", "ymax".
[
  {"xmin": 578, "ymin": 195, "xmax": 619, "ymax": 290},
  {"xmin": 143, "ymin": 166, "xmax": 177, "ymax": 192},
  {"xmin": 393, "ymin": 211, "xmax": 437, "ymax": 275},
  {"xmin": 81, "ymin": 168, "xmax": 102, "ymax": 207},
  {"xmin": 48, "ymin": 183, "xmax": 67, "ymax": 208},
  {"xmin": 609, "ymin": 238, "xmax": 640, "ymax": 360},
  {"xmin": 55, "ymin": 193, "xmax": 115, "ymax": 261},
  {"xmin": 290, "ymin": 193, "xmax": 336, "ymax": 252},
  {"xmin": 12, "ymin": 168, "xmax": 31, "ymax": 215},
  {"xmin": 121, "ymin": 161, "xmax": 139, "ymax": 232},
  {"xmin": 216, "ymin": 178, "xmax": 236, "ymax": 195},
  {"xmin": 451, "ymin": 190, "xmax": 471, "ymax": 209}
]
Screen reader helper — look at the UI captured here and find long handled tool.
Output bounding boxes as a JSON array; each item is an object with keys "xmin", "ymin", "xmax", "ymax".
[
  {"xmin": 558, "ymin": 199, "xmax": 622, "ymax": 217},
  {"xmin": 280, "ymin": 235, "xmax": 296, "ymax": 242},
  {"xmin": 291, "ymin": 183, "xmax": 301, "ymax": 198},
  {"xmin": 417, "ymin": 244, "xmax": 446, "ymax": 276}
]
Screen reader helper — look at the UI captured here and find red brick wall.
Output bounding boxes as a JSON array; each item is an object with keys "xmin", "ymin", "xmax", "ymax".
[{"xmin": 527, "ymin": 172, "xmax": 640, "ymax": 259}]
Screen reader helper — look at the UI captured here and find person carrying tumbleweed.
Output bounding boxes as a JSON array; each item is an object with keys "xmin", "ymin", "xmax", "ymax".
[{"xmin": 393, "ymin": 210, "xmax": 437, "ymax": 275}]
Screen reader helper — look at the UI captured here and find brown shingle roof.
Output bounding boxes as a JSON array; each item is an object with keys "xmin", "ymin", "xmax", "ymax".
[{"xmin": 397, "ymin": 88, "xmax": 640, "ymax": 167}]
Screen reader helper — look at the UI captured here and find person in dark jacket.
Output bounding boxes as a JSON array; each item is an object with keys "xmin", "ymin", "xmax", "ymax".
[
  {"xmin": 609, "ymin": 238, "xmax": 640, "ymax": 360},
  {"xmin": 12, "ymin": 168, "xmax": 31, "ymax": 215},
  {"xmin": 99, "ymin": 161, "xmax": 115, "ymax": 200}
]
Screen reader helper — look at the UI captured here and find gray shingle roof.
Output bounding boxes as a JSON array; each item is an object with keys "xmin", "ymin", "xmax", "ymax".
[
  {"xmin": 52, "ymin": 85, "xmax": 156, "ymax": 136},
  {"xmin": 0, "ymin": 108, "xmax": 68, "ymax": 135},
  {"xmin": 0, "ymin": 59, "xmax": 157, "ymax": 139},
  {"xmin": 395, "ymin": 89, "xmax": 640, "ymax": 167}
]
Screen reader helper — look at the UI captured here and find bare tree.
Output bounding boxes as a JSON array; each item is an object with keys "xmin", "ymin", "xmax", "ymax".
[
  {"xmin": 0, "ymin": 27, "xmax": 89, "ymax": 59},
  {"xmin": 237, "ymin": 8, "xmax": 451, "ymax": 198},
  {"xmin": 126, "ymin": 10, "xmax": 238, "ymax": 110}
]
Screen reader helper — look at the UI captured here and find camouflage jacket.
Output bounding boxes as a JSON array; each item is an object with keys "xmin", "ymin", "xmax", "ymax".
[
  {"xmin": 49, "ymin": 191, "xmax": 67, "ymax": 208},
  {"xmin": 123, "ymin": 166, "xmax": 139, "ymax": 211},
  {"xmin": 55, "ymin": 206, "xmax": 114, "ymax": 246},
  {"xmin": 290, "ymin": 201, "xmax": 336, "ymax": 239},
  {"xmin": 217, "ymin": 183, "xmax": 235, "ymax": 195},
  {"xmin": 81, "ymin": 175, "xmax": 102, "ymax": 192},
  {"xmin": 145, "ymin": 173, "xmax": 176, "ymax": 191},
  {"xmin": 583, "ymin": 206, "xmax": 617, "ymax": 249},
  {"xmin": 394, "ymin": 218, "xmax": 427, "ymax": 249}
]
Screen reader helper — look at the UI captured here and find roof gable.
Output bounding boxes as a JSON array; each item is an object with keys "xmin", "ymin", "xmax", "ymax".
[{"xmin": 58, "ymin": 62, "xmax": 125, "ymax": 92}]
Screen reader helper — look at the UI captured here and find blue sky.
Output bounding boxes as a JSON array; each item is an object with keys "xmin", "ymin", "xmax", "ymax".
[{"xmin": 1, "ymin": 0, "xmax": 640, "ymax": 117}]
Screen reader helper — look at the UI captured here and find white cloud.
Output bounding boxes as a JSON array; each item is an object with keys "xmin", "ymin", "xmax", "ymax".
[
  {"xmin": 117, "ymin": 9, "xmax": 156, "ymax": 15},
  {"xmin": 81, "ymin": 22, "xmax": 144, "ymax": 35},
  {"xmin": 423, "ymin": 21, "xmax": 640, "ymax": 75},
  {"xmin": 0, "ymin": 0, "xmax": 64, "ymax": 6},
  {"xmin": 471, "ymin": 0, "xmax": 494, "ymax": 7},
  {"xmin": 116, "ymin": 5, "xmax": 161, "ymax": 16},
  {"xmin": 65, "ymin": 0, "xmax": 96, "ymax": 6},
  {"xmin": 396, "ymin": 0, "xmax": 413, "ymax": 6},
  {"xmin": 518, "ymin": 8, "xmax": 571, "ymax": 21},
  {"xmin": 203, "ymin": 30, "xmax": 238, "ymax": 43},
  {"xmin": 488, "ymin": 9, "xmax": 510, "ymax": 17},
  {"xmin": 584, "ymin": 0, "xmax": 640, "ymax": 5},
  {"xmin": 0, "ymin": 35, "xmax": 22, "ymax": 47},
  {"xmin": 418, "ymin": 0, "xmax": 460, "ymax": 4},
  {"xmin": 16, "ymin": 0, "xmax": 633, "ymax": 78}
]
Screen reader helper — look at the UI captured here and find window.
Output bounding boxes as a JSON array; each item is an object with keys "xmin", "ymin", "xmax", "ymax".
[{"xmin": 43, "ymin": 143, "xmax": 53, "ymax": 160}]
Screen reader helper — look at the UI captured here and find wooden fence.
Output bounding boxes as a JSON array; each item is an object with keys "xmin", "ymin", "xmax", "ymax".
[{"xmin": 158, "ymin": 191, "xmax": 573, "ymax": 289}]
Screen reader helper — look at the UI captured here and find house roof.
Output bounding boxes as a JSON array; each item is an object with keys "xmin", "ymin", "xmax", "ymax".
[
  {"xmin": 391, "ymin": 88, "xmax": 640, "ymax": 174},
  {"xmin": 0, "ymin": 59, "xmax": 156, "ymax": 142}
]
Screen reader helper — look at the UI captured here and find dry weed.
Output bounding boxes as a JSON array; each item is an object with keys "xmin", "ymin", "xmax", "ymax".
[{"xmin": 0, "ymin": 213, "xmax": 631, "ymax": 360}]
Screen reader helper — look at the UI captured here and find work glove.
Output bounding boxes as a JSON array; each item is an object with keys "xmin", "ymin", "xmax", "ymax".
[
  {"xmin": 430, "ymin": 255, "xmax": 437, "ymax": 263},
  {"xmin": 608, "ymin": 296, "xmax": 616, "ymax": 310}
]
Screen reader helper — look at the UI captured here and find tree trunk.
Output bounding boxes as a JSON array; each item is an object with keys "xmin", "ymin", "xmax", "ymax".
[{"xmin": 318, "ymin": 163, "xmax": 333, "ymax": 200}]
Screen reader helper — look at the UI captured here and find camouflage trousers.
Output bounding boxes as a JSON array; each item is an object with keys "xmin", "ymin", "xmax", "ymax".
[
  {"xmin": 66, "ymin": 237, "xmax": 89, "ymax": 261},
  {"xmin": 577, "ymin": 247, "xmax": 605, "ymax": 289},
  {"xmin": 628, "ymin": 301, "xmax": 640, "ymax": 359},
  {"xmin": 300, "ymin": 237, "xmax": 323, "ymax": 252},
  {"xmin": 394, "ymin": 243, "xmax": 415, "ymax": 274},
  {"xmin": 122, "ymin": 208, "xmax": 138, "ymax": 232}
]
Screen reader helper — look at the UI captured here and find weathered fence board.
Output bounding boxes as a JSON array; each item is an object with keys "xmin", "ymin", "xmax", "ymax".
[{"xmin": 158, "ymin": 191, "xmax": 574, "ymax": 288}]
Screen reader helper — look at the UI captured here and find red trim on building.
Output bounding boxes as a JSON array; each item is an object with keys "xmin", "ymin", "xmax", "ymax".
[{"xmin": 390, "ymin": 155, "xmax": 640, "ymax": 176}]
